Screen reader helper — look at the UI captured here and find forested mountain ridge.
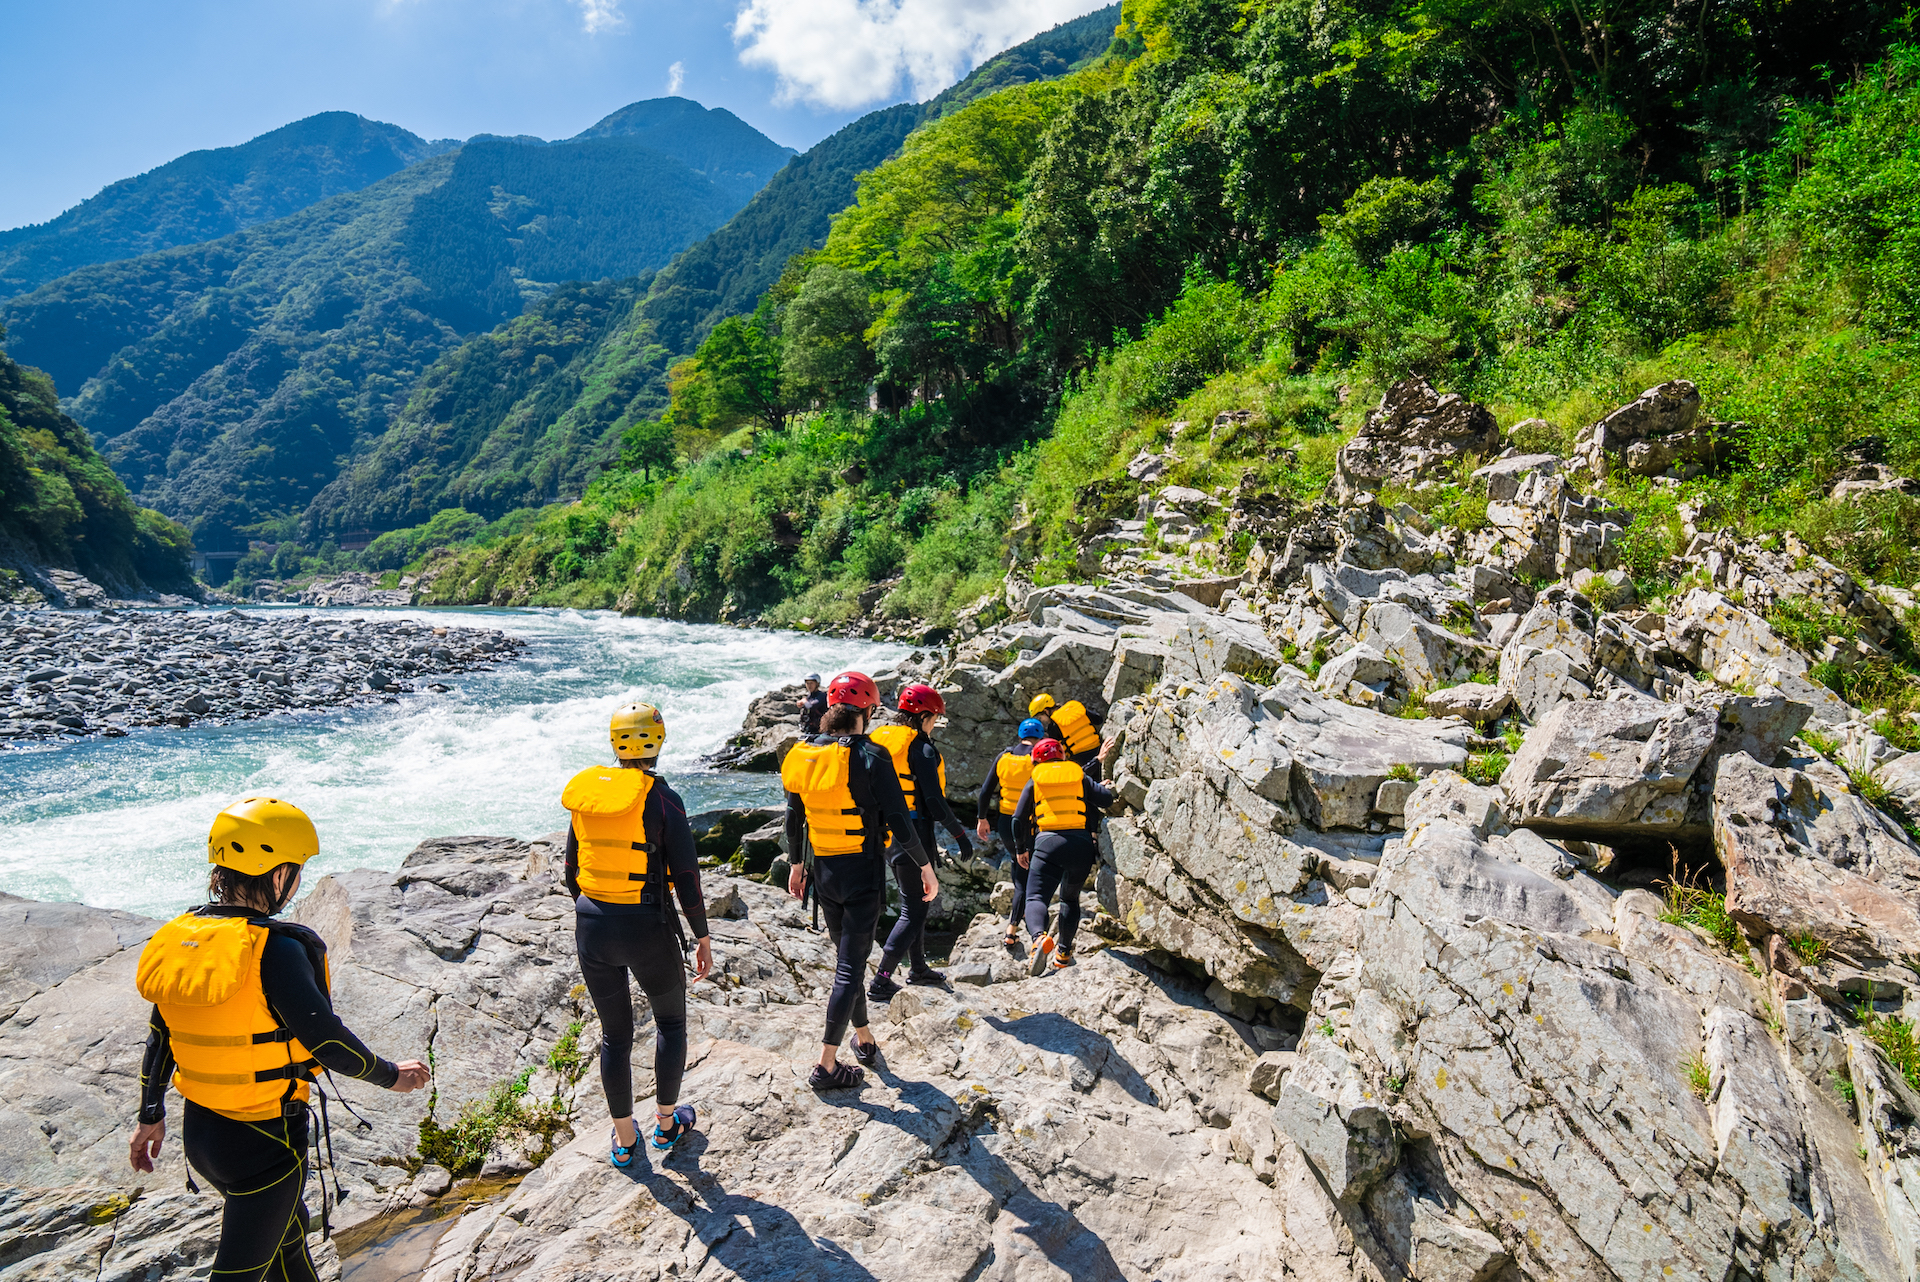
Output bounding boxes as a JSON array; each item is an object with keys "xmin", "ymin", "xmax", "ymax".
[
  {"xmin": 0, "ymin": 115, "xmax": 793, "ymax": 552},
  {"xmin": 297, "ymin": 8, "xmax": 1119, "ymax": 550},
  {"xmin": 412, "ymin": 0, "xmax": 1920, "ymax": 635},
  {"xmin": 567, "ymin": 97, "xmax": 796, "ymax": 203},
  {"xmin": 0, "ymin": 113, "xmax": 454, "ymax": 301}
]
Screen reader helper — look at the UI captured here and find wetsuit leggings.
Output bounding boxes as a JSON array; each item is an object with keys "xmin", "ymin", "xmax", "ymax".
[
  {"xmin": 814, "ymin": 854, "xmax": 884, "ymax": 1045},
  {"xmin": 1024, "ymin": 830, "xmax": 1099, "ymax": 956},
  {"xmin": 183, "ymin": 1099, "xmax": 318, "ymax": 1282},
  {"xmin": 878, "ymin": 815, "xmax": 937, "ymax": 975},
  {"xmin": 576, "ymin": 912, "xmax": 688, "ymax": 1117},
  {"xmin": 995, "ymin": 815, "xmax": 1027, "ymax": 927}
]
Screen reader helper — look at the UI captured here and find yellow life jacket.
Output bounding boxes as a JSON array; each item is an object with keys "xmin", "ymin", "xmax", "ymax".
[
  {"xmin": 995, "ymin": 747, "xmax": 1036, "ymax": 815},
  {"xmin": 1032, "ymin": 761, "xmax": 1089, "ymax": 831},
  {"xmin": 869, "ymin": 725, "xmax": 947, "ymax": 811},
  {"xmin": 562, "ymin": 765, "xmax": 657, "ymax": 905},
  {"xmin": 1053, "ymin": 701, "xmax": 1100, "ymax": 756},
  {"xmin": 781, "ymin": 740, "xmax": 865, "ymax": 856},
  {"xmin": 136, "ymin": 911, "xmax": 325, "ymax": 1122}
]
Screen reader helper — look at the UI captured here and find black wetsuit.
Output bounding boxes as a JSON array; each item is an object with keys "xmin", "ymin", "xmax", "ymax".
[
  {"xmin": 877, "ymin": 728, "xmax": 973, "ymax": 978},
  {"xmin": 565, "ymin": 771, "xmax": 708, "ymax": 1119},
  {"xmin": 784, "ymin": 734, "xmax": 926, "ymax": 1044},
  {"xmin": 1012, "ymin": 774, "xmax": 1117, "ymax": 956},
  {"xmin": 799, "ymin": 689, "xmax": 828, "ymax": 736},
  {"xmin": 977, "ymin": 744, "xmax": 1036, "ymax": 927},
  {"xmin": 138, "ymin": 907, "xmax": 397, "ymax": 1282}
]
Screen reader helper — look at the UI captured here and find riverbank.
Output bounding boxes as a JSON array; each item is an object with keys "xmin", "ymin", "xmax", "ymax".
[{"xmin": 1, "ymin": 606, "xmax": 525, "ymax": 745}]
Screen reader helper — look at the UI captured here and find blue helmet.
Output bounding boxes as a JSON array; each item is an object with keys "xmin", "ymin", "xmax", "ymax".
[{"xmin": 1018, "ymin": 717, "xmax": 1046, "ymax": 740}]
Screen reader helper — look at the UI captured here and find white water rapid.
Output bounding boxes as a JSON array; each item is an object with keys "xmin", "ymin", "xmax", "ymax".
[{"xmin": 0, "ymin": 607, "xmax": 907, "ymax": 917}]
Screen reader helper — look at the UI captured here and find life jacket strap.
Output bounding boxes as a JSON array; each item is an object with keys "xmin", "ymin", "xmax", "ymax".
[{"xmin": 253, "ymin": 1059, "xmax": 320, "ymax": 1083}]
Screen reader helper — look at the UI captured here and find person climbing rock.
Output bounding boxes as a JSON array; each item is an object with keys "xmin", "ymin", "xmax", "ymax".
[
  {"xmin": 797, "ymin": 674, "xmax": 827, "ymax": 737},
  {"xmin": 976, "ymin": 717, "xmax": 1046, "ymax": 946},
  {"xmin": 782, "ymin": 671, "xmax": 931, "ymax": 1090},
  {"xmin": 562, "ymin": 702, "xmax": 713, "ymax": 1167},
  {"xmin": 1011, "ymin": 738, "xmax": 1117, "ymax": 976},
  {"xmin": 867, "ymin": 683, "xmax": 974, "ymax": 998},
  {"xmin": 1027, "ymin": 693, "xmax": 1104, "ymax": 778},
  {"xmin": 128, "ymin": 797, "xmax": 430, "ymax": 1282}
]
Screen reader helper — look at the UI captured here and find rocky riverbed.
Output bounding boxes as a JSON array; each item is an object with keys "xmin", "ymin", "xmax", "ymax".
[{"xmin": 0, "ymin": 607, "xmax": 525, "ymax": 745}]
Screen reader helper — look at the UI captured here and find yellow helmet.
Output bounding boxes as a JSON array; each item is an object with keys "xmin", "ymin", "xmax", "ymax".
[
  {"xmin": 208, "ymin": 797, "xmax": 319, "ymax": 877},
  {"xmin": 1028, "ymin": 693, "xmax": 1057, "ymax": 717},
  {"xmin": 610, "ymin": 702, "xmax": 666, "ymax": 760}
]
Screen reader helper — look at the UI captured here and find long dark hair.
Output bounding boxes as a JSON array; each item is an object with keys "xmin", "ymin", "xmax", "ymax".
[
  {"xmin": 822, "ymin": 704, "xmax": 866, "ymax": 735},
  {"xmin": 209, "ymin": 862, "xmax": 301, "ymax": 914}
]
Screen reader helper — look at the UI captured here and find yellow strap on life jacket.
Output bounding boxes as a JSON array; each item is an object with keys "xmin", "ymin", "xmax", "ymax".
[
  {"xmin": 562, "ymin": 765, "xmax": 656, "ymax": 905},
  {"xmin": 996, "ymin": 748, "xmax": 1035, "ymax": 815},
  {"xmin": 1053, "ymin": 701, "xmax": 1100, "ymax": 756},
  {"xmin": 1033, "ymin": 761, "xmax": 1088, "ymax": 831},
  {"xmin": 869, "ymin": 725, "xmax": 917, "ymax": 808},
  {"xmin": 137, "ymin": 912, "xmax": 319, "ymax": 1122},
  {"xmin": 781, "ymin": 740, "xmax": 865, "ymax": 856}
]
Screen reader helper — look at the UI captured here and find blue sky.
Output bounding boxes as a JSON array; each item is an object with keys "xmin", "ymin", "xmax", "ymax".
[{"xmin": 4, "ymin": 0, "xmax": 1108, "ymax": 230}]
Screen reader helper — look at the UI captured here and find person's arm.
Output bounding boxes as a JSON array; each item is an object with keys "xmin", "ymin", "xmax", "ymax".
[
  {"xmin": 863, "ymin": 748, "xmax": 928, "ymax": 866},
  {"xmin": 912, "ymin": 741, "xmax": 970, "ymax": 854},
  {"xmin": 654, "ymin": 785, "xmax": 709, "ymax": 939},
  {"xmin": 563, "ymin": 827, "xmax": 581, "ymax": 899},
  {"xmin": 138, "ymin": 1005, "xmax": 173, "ymax": 1125},
  {"xmin": 976, "ymin": 756, "xmax": 1001, "ymax": 817},
  {"xmin": 1012, "ymin": 781, "xmax": 1037, "ymax": 857},
  {"xmin": 1085, "ymin": 778, "xmax": 1117, "ymax": 817},
  {"xmin": 260, "ymin": 935, "xmax": 400, "ymax": 1088},
  {"xmin": 784, "ymin": 789, "xmax": 807, "ymax": 882}
]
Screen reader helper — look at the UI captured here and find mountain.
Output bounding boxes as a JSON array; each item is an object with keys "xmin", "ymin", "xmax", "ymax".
[
  {"xmin": 568, "ymin": 97, "xmax": 797, "ymax": 203},
  {"xmin": 0, "ymin": 113, "xmax": 454, "ymax": 301},
  {"xmin": 0, "ymin": 118, "xmax": 791, "ymax": 550},
  {"xmin": 300, "ymin": 6, "xmax": 1120, "ymax": 543},
  {"xmin": 0, "ymin": 347, "xmax": 192, "ymax": 594}
]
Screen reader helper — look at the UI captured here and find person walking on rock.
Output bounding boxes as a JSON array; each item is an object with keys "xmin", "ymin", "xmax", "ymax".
[
  {"xmin": 1012, "ymin": 738, "xmax": 1117, "ymax": 975},
  {"xmin": 797, "ymin": 673, "xmax": 827, "ymax": 737},
  {"xmin": 129, "ymin": 797, "xmax": 430, "ymax": 1282},
  {"xmin": 1027, "ymin": 693, "xmax": 1103, "ymax": 778},
  {"xmin": 977, "ymin": 717, "xmax": 1045, "ymax": 946},
  {"xmin": 867, "ymin": 683, "xmax": 974, "ymax": 999},
  {"xmin": 783, "ymin": 671, "xmax": 932, "ymax": 1089},
  {"xmin": 562, "ymin": 702, "xmax": 713, "ymax": 1168}
]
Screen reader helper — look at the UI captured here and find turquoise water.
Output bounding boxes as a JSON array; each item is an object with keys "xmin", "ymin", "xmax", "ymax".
[{"xmin": 0, "ymin": 607, "xmax": 906, "ymax": 918}]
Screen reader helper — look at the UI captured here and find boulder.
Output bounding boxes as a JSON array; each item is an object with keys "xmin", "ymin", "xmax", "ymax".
[
  {"xmin": 1666, "ymin": 589, "xmax": 1853, "ymax": 726},
  {"xmin": 1260, "ymin": 681, "xmax": 1471, "ymax": 830},
  {"xmin": 1163, "ymin": 614, "xmax": 1282, "ymax": 686},
  {"xmin": 1830, "ymin": 463, "xmax": 1920, "ymax": 501},
  {"xmin": 1332, "ymin": 378, "xmax": 1502, "ymax": 503},
  {"xmin": 1422, "ymin": 682, "xmax": 1510, "ymax": 722},
  {"xmin": 1355, "ymin": 602, "xmax": 1497, "ymax": 690},
  {"xmin": 1572, "ymin": 379, "xmax": 1729, "ymax": 481},
  {"xmin": 1715, "ymin": 751, "xmax": 1920, "ymax": 988},
  {"xmin": 1501, "ymin": 699, "xmax": 1720, "ymax": 838},
  {"xmin": 1102, "ymin": 638, "xmax": 1167, "ymax": 704}
]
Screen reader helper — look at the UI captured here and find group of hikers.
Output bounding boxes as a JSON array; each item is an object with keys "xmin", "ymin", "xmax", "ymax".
[{"xmin": 126, "ymin": 670, "xmax": 1108, "ymax": 1281}]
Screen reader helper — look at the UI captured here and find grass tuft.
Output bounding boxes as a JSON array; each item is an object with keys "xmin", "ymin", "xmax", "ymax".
[{"xmin": 1684, "ymin": 1052, "xmax": 1712, "ymax": 1100}]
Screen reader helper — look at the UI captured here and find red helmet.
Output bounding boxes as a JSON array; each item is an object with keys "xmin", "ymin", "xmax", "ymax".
[
  {"xmin": 897, "ymin": 683, "xmax": 945, "ymax": 715},
  {"xmin": 1031, "ymin": 738, "xmax": 1067, "ymax": 763},
  {"xmin": 826, "ymin": 671, "xmax": 880, "ymax": 708}
]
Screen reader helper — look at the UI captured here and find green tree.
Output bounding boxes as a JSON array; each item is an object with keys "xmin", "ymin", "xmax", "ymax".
[{"xmin": 619, "ymin": 418, "xmax": 677, "ymax": 479}]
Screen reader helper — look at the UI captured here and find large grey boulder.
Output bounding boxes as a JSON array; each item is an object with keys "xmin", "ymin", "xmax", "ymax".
[
  {"xmin": 1164, "ymin": 614, "xmax": 1283, "ymax": 686},
  {"xmin": 1258, "ymin": 681, "xmax": 1471, "ymax": 830},
  {"xmin": 1332, "ymin": 379, "xmax": 1502, "ymax": 503},
  {"xmin": 1355, "ymin": 602, "xmax": 1497, "ymax": 690},
  {"xmin": 1572, "ymin": 379, "xmax": 1727, "ymax": 481},
  {"xmin": 1666, "ymin": 589, "xmax": 1852, "ymax": 726}
]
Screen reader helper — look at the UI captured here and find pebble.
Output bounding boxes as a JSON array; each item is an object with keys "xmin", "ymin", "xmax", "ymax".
[{"xmin": 0, "ymin": 606, "xmax": 525, "ymax": 745}]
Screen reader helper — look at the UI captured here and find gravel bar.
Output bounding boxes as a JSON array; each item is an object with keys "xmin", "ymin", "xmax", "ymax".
[{"xmin": 2, "ymin": 606, "xmax": 526, "ymax": 744}]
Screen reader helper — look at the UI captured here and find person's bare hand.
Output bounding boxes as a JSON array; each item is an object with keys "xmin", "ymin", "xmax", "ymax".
[
  {"xmin": 693, "ymin": 937, "xmax": 713, "ymax": 982},
  {"xmin": 788, "ymin": 861, "xmax": 807, "ymax": 899},
  {"xmin": 921, "ymin": 864, "xmax": 939, "ymax": 902},
  {"xmin": 1016, "ymin": 851, "xmax": 1030, "ymax": 869},
  {"xmin": 974, "ymin": 819, "xmax": 991, "ymax": 841},
  {"xmin": 129, "ymin": 1120, "xmax": 164, "ymax": 1172},
  {"xmin": 390, "ymin": 1060, "xmax": 430, "ymax": 1093}
]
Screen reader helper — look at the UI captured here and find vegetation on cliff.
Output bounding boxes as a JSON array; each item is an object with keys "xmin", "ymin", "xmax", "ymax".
[
  {"xmin": 414, "ymin": 0, "xmax": 1920, "ymax": 627},
  {"xmin": 0, "ymin": 343, "xmax": 192, "ymax": 592}
]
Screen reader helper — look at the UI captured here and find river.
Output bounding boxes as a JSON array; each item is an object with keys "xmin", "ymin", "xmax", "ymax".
[{"xmin": 0, "ymin": 606, "xmax": 907, "ymax": 918}]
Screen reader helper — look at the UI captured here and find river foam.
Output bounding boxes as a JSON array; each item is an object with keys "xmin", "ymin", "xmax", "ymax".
[{"xmin": 0, "ymin": 606, "xmax": 906, "ymax": 917}]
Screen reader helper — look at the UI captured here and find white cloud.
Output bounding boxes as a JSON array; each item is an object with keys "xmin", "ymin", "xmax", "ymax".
[
  {"xmin": 732, "ymin": 0, "xmax": 1103, "ymax": 109},
  {"xmin": 574, "ymin": 0, "xmax": 625, "ymax": 34},
  {"xmin": 667, "ymin": 60, "xmax": 686, "ymax": 95}
]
